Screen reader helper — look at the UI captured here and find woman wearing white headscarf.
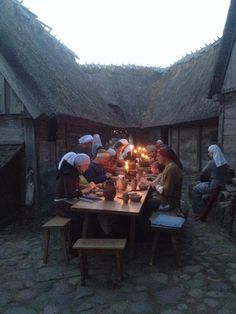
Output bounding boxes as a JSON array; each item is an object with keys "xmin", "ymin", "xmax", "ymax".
[
  {"xmin": 113, "ymin": 138, "xmax": 129, "ymax": 161},
  {"xmin": 91, "ymin": 134, "xmax": 103, "ymax": 157},
  {"xmin": 55, "ymin": 153, "xmax": 95, "ymax": 203},
  {"xmin": 192, "ymin": 145, "xmax": 228, "ymax": 218},
  {"xmin": 122, "ymin": 144, "xmax": 134, "ymax": 160},
  {"xmin": 55, "ymin": 153, "xmax": 96, "ymax": 247},
  {"xmin": 58, "ymin": 152, "xmax": 76, "ymax": 170}
]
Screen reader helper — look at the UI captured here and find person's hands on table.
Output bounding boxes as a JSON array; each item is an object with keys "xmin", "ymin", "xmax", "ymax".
[{"xmin": 81, "ymin": 182, "xmax": 96, "ymax": 194}]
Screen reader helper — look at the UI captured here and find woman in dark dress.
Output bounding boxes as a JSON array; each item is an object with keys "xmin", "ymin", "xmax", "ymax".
[
  {"xmin": 54, "ymin": 153, "xmax": 95, "ymax": 246},
  {"xmin": 192, "ymin": 145, "xmax": 228, "ymax": 218}
]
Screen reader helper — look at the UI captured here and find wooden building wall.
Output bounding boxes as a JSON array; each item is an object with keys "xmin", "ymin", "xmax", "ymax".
[
  {"xmin": 0, "ymin": 71, "xmax": 39, "ymax": 216},
  {"xmin": 222, "ymin": 40, "xmax": 236, "ymax": 93},
  {"xmin": 142, "ymin": 118, "xmax": 219, "ymax": 173},
  {"xmin": 35, "ymin": 115, "xmax": 115, "ymax": 212},
  {"xmin": 219, "ymin": 93, "xmax": 236, "ymax": 169},
  {"xmin": 0, "ymin": 73, "xmax": 25, "ymax": 143}
]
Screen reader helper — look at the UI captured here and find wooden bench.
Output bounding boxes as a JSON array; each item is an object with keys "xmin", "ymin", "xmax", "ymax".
[
  {"xmin": 42, "ymin": 216, "xmax": 71, "ymax": 264},
  {"xmin": 149, "ymin": 214, "xmax": 186, "ymax": 266},
  {"xmin": 73, "ymin": 238, "xmax": 126, "ymax": 286}
]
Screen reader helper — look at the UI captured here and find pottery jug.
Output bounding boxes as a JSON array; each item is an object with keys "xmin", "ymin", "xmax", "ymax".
[
  {"xmin": 130, "ymin": 178, "xmax": 137, "ymax": 191},
  {"xmin": 116, "ymin": 175, "xmax": 127, "ymax": 191},
  {"xmin": 103, "ymin": 180, "xmax": 116, "ymax": 201}
]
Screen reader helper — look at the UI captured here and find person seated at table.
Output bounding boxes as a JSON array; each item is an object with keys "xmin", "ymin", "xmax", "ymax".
[
  {"xmin": 146, "ymin": 145, "xmax": 157, "ymax": 162},
  {"xmin": 139, "ymin": 161, "xmax": 165, "ymax": 189},
  {"xmin": 145, "ymin": 146, "xmax": 183, "ymax": 215},
  {"xmin": 91, "ymin": 134, "xmax": 104, "ymax": 158},
  {"xmin": 84, "ymin": 148, "xmax": 112, "ymax": 184},
  {"xmin": 122, "ymin": 143, "xmax": 134, "ymax": 161},
  {"xmin": 191, "ymin": 144, "xmax": 228, "ymax": 219},
  {"xmin": 104, "ymin": 148, "xmax": 117, "ymax": 174},
  {"xmin": 113, "ymin": 138, "xmax": 129, "ymax": 163},
  {"xmin": 77, "ymin": 134, "xmax": 94, "ymax": 157},
  {"xmin": 54, "ymin": 153, "xmax": 96, "ymax": 247},
  {"xmin": 156, "ymin": 140, "xmax": 183, "ymax": 170}
]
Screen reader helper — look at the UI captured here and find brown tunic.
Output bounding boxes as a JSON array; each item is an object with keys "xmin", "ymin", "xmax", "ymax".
[{"xmin": 159, "ymin": 162, "xmax": 183, "ymax": 208}]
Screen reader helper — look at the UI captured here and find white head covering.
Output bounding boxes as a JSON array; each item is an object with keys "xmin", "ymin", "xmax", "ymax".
[
  {"xmin": 118, "ymin": 139, "xmax": 129, "ymax": 146},
  {"xmin": 156, "ymin": 139, "xmax": 163, "ymax": 144},
  {"xmin": 146, "ymin": 145, "xmax": 156, "ymax": 153},
  {"xmin": 208, "ymin": 145, "xmax": 227, "ymax": 167},
  {"xmin": 73, "ymin": 153, "xmax": 90, "ymax": 166},
  {"xmin": 122, "ymin": 144, "xmax": 133, "ymax": 159},
  {"xmin": 58, "ymin": 152, "xmax": 76, "ymax": 170},
  {"xmin": 78, "ymin": 134, "xmax": 93, "ymax": 144},
  {"xmin": 92, "ymin": 134, "xmax": 103, "ymax": 156},
  {"xmin": 107, "ymin": 148, "xmax": 116, "ymax": 156}
]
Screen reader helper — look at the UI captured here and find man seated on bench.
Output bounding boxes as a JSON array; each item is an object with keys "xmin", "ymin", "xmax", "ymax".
[
  {"xmin": 145, "ymin": 146, "xmax": 183, "ymax": 216},
  {"xmin": 191, "ymin": 144, "xmax": 228, "ymax": 220}
]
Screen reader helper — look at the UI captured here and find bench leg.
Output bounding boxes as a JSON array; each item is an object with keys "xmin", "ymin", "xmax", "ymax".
[
  {"xmin": 116, "ymin": 251, "xmax": 123, "ymax": 286},
  {"xmin": 79, "ymin": 251, "xmax": 86, "ymax": 286},
  {"xmin": 67, "ymin": 223, "xmax": 71, "ymax": 248},
  {"xmin": 171, "ymin": 232, "xmax": 181, "ymax": 266},
  {"xmin": 43, "ymin": 228, "xmax": 50, "ymax": 264},
  {"xmin": 60, "ymin": 227, "xmax": 69, "ymax": 264},
  {"xmin": 129, "ymin": 217, "xmax": 136, "ymax": 259},
  {"xmin": 149, "ymin": 230, "xmax": 160, "ymax": 266}
]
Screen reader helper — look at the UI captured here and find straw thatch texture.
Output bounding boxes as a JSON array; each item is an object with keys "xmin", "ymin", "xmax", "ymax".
[
  {"xmin": 0, "ymin": 0, "xmax": 124, "ymax": 126},
  {"xmin": 208, "ymin": 0, "xmax": 236, "ymax": 97},
  {"xmin": 142, "ymin": 42, "xmax": 221, "ymax": 128},
  {"xmin": 81, "ymin": 65, "xmax": 161, "ymax": 127}
]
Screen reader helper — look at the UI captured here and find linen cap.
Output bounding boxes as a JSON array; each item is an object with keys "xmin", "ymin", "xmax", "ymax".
[{"xmin": 78, "ymin": 135, "xmax": 93, "ymax": 144}]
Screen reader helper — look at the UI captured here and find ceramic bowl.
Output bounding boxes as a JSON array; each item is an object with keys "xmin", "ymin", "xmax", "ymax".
[{"xmin": 129, "ymin": 194, "xmax": 142, "ymax": 202}]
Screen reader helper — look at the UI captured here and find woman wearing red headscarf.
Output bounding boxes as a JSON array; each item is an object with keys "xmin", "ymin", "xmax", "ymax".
[{"xmin": 144, "ymin": 146, "xmax": 183, "ymax": 215}]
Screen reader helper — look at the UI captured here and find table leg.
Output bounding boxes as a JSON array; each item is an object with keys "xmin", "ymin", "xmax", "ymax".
[
  {"xmin": 43, "ymin": 228, "xmax": 50, "ymax": 264},
  {"xmin": 82, "ymin": 213, "xmax": 89, "ymax": 238},
  {"xmin": 129, "ymin": 216, "xmax": 136, "ymax": 259},
  {"xmin": 149, "ymin": 230, "xmax": 160, "ymax": 266}
]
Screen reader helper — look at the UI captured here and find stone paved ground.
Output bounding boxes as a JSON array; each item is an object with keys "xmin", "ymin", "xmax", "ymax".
[{"xmin": 1, "ymin": 213, "xmax": 236, "ymax": 314}]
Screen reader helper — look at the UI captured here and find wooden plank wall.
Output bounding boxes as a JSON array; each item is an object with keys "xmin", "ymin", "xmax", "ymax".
[
  {"xmin": 35, "ymin": 116, "xmax": 114, "ymax": 211},
  {"xmin": 221, "ymin": 93, "xmax": 236, "ymax": 169},
  {"xmin": 0, "ymin": 72, "xmax": 25, "ymax": 144},
  {"xmin": 0, "ymin": 116, "xmax": 24, "ymax": 143},
  {"xmin": 177, "ymin": 126, "xmax": 199, "ymax": 172},
  {"xmin": 144, "ymin": 119, "xmax": 219, "ymax": 173}
]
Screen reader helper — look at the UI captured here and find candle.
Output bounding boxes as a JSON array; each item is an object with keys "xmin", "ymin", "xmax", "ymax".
[
  {"xmin": 130, "ymin": 145, "xmax": 134, "ymax": 160},
  {"xmin": 125, "ymin": 161, "xmax": 129, "ymax": 173}
]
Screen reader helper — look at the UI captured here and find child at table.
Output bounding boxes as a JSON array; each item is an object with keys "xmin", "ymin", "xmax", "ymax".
[{"xmin": 139, "ymin": 161, "xmax": 165, "ymax": 190}]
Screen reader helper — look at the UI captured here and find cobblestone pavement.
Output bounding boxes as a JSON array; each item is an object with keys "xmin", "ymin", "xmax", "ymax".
[{"xmin": 1, "ymin": 213, "xmax": 236, "ymax": 314}]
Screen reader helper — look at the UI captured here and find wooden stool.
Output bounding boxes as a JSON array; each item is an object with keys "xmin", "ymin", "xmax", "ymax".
[
  {"xmin": 149, "ymin": 214, "xmax": 185, "ymax": 266},
  {"xmin": 73, "ymin": 238, "xmax": 126, "ymax": 286},
  {"xmin": 42, "ymin": 216, "xmax": 71, "ymax": 264},
  {"xmin": 199, "ymin": 186, "xmax": 221, "ymax": 221}
]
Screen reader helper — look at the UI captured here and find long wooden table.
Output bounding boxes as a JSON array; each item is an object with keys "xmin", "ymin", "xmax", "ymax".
[{"xmin": 71, "ymin": 190, "xmax": 149, "ymax": 258}]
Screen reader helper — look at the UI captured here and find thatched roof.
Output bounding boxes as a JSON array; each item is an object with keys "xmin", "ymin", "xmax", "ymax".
[
  {"xmin": 142, "ymin": 41, "xmax": 221, "ymax": 128},
  {"xmin": 80, "ymin": 65, "xmax": 161, "ymax": 127},
  {"xmin": 208, "ymin": 0, "xmax": 236, "ymax": 98},
  {"xmin": 0, "ymin": 0, "xmax": 125, "ymax": 127},
  {"xmin": 0, "ymin": 0, "xmax": 223, "ymax": 130}
]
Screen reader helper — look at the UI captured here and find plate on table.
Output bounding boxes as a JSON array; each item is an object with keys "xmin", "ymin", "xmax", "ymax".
[{"xmin": 95, "ymin": 191, "xmax": 104, "ymax": 197}]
